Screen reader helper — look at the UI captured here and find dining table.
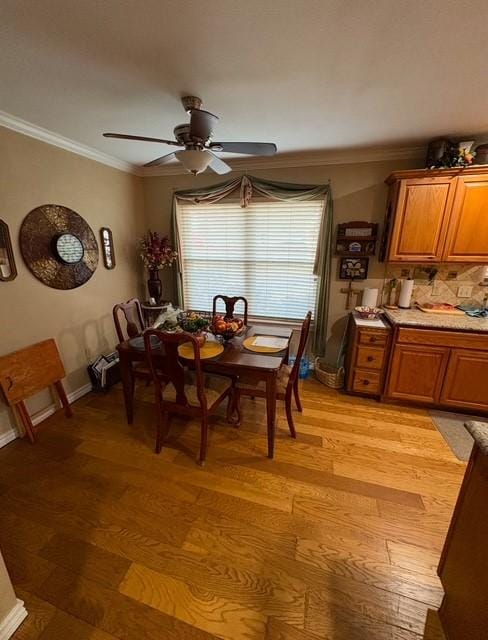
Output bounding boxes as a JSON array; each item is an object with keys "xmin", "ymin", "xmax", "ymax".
[{"xmin": 116, "ymin": 324, "xmax": 293, "ymax": 459}]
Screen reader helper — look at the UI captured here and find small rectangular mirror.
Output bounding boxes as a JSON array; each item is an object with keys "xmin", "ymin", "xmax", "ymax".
[
  {"xmin": 100, "ymin": 227, "xmax": 116, "ymax": 270},
  {"xmin": 0, "ymin": 219, "xmax": 17, "ymax": 281}
]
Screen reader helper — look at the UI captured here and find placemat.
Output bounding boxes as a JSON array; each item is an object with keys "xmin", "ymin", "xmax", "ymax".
[
  {"xmin": 243, "ymin": 335, "xmax": 288, "ymax": 353},
  {"xmin": 177, "ymin": 340, "xmax": 224, "ymax": 360}
]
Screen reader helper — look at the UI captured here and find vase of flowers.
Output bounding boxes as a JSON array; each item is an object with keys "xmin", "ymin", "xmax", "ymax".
[{"xmin": 139, "ymin": 231, "xmax": 177, "ymax": 303}]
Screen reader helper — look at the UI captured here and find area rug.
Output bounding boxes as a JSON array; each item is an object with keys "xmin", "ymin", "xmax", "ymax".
[{"xmin": 429, "ymin": 410, "xmax": 484, "ymax": 461}]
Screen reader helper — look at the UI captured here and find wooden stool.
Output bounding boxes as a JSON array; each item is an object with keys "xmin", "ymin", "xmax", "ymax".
[{"xmin": 0, "ymin": 339, "xmax": 72, "ymax": 443}]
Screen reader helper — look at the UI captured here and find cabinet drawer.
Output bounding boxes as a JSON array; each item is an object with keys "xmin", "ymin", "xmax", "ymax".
[
  {"xmin": 356, "ymin": 346, "xmax": 385, "ymax": 370},
  {"xmin": 352, "ymin": 369, "xmax": 381, "ymax": 394},
  {"xmin": 358, "ymin": 329, "xmax": 389, "ymax": 347},
  {"xmin": 397, "ymin": 327, "xmax": 488, "ymax": 351}
]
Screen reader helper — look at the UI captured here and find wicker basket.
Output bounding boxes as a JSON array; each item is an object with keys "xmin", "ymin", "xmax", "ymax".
[{"xmin": 314, "ymin": 357, "xmax": 344, "ymax": 389}]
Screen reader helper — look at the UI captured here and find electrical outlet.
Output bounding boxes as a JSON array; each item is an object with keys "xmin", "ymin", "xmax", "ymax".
[{"xmin": 457, "ymin": 285, "xmax": 473, "ymax": 298}]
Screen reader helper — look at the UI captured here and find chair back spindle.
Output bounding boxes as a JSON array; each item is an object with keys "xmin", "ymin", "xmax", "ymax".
[
  {"xmin": 113, "ymin": 298, "xmax": 145, "ymax": 343},
  {"xmin": 144, "ymin": 330, "xmax": 207, "ymax": 409},
  {"xmin": 212, "ymin": 295, "xmax": 248, "ymax": 324}
]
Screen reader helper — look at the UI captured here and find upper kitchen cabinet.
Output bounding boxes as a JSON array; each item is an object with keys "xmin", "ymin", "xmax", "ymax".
[
  {"xmin": 381, "ymin": 168, "xmax": 488, "ymax": 263},
  {"xmin": 443, "ymin": 175, "xmax": 488, "ymax": 262}
]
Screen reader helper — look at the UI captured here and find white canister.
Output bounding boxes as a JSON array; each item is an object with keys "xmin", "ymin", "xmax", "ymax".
[{"xmin": 362, "ymin": 288, "xmax": 379, "ymax": 307}]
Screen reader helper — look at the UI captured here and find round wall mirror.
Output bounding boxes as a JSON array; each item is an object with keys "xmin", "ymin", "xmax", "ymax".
[
  {"xmin": 20, "ymin": 204, "xmax": 99, "ymax": 289},
  {"xmin": 54, "ymin": 233, "xmax": 84, "ymax": 264}
]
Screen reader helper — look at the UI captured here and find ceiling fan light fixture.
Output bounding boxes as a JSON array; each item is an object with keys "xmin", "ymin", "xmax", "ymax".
[{"xmin": 175, "ymin": 149, "xmax": 212, "ymax": 175}]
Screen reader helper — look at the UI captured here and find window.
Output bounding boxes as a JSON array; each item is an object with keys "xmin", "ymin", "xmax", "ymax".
[{"xmin": 176, "ymin": 198, "xmax": 323, "ymax": 320}]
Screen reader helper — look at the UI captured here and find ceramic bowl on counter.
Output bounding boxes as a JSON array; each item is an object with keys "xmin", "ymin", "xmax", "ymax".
[{"xmin": 355, "ymin": 306, "xmax": 383, "ymax": 320}]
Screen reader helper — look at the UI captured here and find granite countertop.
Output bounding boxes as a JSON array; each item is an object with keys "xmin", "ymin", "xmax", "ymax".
[
  {"xmin": 383, "ymin": 308, "xmax": 488, "ymax": 333},
  {"xmin": 465, "ymin": 422, "xmax": 488, "ymax": 455}
]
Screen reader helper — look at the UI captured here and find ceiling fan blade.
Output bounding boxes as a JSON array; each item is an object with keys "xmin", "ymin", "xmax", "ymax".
[
  {"xmin": 207, "ymin": 151, "xmax": 232, "ymax": 175},
  {"xmin": 103, "ymin": 132, "xmax": 180, "ymax": 146},
  {"xmin": 210, "ymin": 142, "xmax": 277, "ymax": 156},
  {"xmin": 189, "ymin": 109, "xmax": 219, "ymax": 142},
  {"xmin": 144, "ymin": 152, "xmax": 176, "ymax": 167}
]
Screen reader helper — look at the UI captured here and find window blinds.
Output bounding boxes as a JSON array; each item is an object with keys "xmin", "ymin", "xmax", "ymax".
[{"xmin": 176, "ymin": 199, "xmax": 323, "ymax": 320}]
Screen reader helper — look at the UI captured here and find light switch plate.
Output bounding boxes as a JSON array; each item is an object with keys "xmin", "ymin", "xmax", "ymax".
[{"xmin": 457, "ymin": 285, "xmax": 473, "ymax": 298}]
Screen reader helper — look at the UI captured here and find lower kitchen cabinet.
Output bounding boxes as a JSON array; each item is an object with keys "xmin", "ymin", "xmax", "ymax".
[
  {"xmin": 440, "ymin": 349, "xmax": 488, "ymax": 411},
  {"xmin": 345, "ymin": 314, "xmax": 391, "ymax": 397},
  {"xmin": 346, "ymin": 315, "xmax": 488, "ymax": 413},
  {"xmin": 385, "ymin": 344, "xmax": 449, "ymax": 404},
  {"xmin": 384, "ymin": 327, "xmax": 488, "ymax": 412}
]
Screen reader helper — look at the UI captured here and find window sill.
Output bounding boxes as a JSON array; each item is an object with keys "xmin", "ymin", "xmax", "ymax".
[{"xmin": 248, "ymin": 316, "xmax": 314, "ymax": 330}]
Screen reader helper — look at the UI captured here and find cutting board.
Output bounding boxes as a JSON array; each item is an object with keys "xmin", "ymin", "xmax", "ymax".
[{"xmin": 417, "ymin": 305, "xmax": 465, "ymax": 316}]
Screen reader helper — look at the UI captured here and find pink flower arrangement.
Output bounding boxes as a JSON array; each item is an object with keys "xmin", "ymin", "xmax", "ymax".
[{"xmin": 139, "ymin": 231, "xmax": 177, "ymax": 270}]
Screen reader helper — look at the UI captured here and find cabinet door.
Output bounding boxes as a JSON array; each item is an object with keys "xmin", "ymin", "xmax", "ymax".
[
  {"xmin": 388, "ymin": 179, "xmax": 455, "ymax": 262},
  {"xmin": 440, "ymin": 349, "xmax": 488, "ymax": 411},
  {"xmin": 443, "ymin": 175, "xmax": 488, "ymax": 262},
  {"xmin": 386, "ymin": 344, "xmax": 450, "ymax": 404}
]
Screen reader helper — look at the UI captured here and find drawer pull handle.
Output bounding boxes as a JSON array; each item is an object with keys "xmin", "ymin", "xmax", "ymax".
[
  {"xmin": 363, "ymin": 379, "xmax": 370, "ymax": 385},
  {"xmin": 369, "ymin": 337, "xmax": 377, "ymax": 343},
  {"xmin": 367, "ymin": 356, "xmax": 374, "ymax": 362}
]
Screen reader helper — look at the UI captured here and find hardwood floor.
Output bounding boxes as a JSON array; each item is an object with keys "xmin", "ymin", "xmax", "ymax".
[{"xmin": 0, "ymin": 378, "xmax": 462, "ymax": 640}]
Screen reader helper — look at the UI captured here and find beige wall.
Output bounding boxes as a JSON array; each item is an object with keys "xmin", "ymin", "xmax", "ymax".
[
  {"xmin": 0, "ymin": 128, "xmax": 421, "ymax": 443},
  {"xmin": 143, "ymin": 158, "xmax": 420, "ymax": 359},
  {"xmin": 0, "ymin": 126, "xmax": 144, "ymax": 440}
]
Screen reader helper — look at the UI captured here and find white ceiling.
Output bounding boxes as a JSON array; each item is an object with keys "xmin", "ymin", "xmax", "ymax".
[{"xmin": 1, "ymin": 0, "xmax": 487, "ymax": 169}]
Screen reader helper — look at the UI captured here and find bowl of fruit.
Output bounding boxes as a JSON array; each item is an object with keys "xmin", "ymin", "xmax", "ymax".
[{"xmin": 210, "ymin": 315, "xmax": 246, "ymax": 341}]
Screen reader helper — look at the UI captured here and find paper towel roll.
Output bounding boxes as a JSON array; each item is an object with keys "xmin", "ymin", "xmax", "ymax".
[
  {"xmin": 398, "ymin": 279, "xmax": 414, "ymax": 308},
  {"xmin": 362, "ymin": 288, "xmax": 378, "ymax": 307}
]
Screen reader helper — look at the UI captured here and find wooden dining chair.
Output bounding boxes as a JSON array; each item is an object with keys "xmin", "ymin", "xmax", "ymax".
[
  {"xmin": 113, "ymin": 298, "xmax": 152, "ymax": 390},
  {"xmin": 234, "ymin": 311, "xmax": 312, "ymax": 438},
  {"xmin": 144, "ymin": 329, "xmax": 235, "ymax": 465},
  {"xmin": 212, "ymin": 295, "xmax": 249, "ymax": 324},
  {"xmin": 113, "ymin": 298, "xmax": 145, "ymax": 343}
]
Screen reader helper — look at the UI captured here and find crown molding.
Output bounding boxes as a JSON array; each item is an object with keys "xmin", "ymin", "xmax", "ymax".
[
  {"xmin": 0, "ymin": 109, "xmax": 425, "ymax": 177},
  {"xmin": 0, "ymin": 110, "xmax": 139, "ymax": 175},
  {"xmin": 141, "ymin": 144, "xmax": 426, "ymax": 177}
]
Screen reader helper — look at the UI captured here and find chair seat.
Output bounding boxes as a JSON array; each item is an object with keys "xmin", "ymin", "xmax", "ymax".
[
  {"xmin": 162, "ymin": 373, "xmax": 231, "ymax": 407},
  {"xmin": 237, "ymin": 364, "xmax": 292, "ymax": 395}
]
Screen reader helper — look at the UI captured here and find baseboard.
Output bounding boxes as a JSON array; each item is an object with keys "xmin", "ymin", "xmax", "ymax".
[
  {"xmin": 31, "ymin": 382, "xmax": 92, "ymax": 426},
  {"xmin": 0, "ymin": 599, "xmax": 27, "ymax": 640},
  {"xmin": 0, "ymin": 428, "xmax": 18, "ymax": 449},
  {"xmin": 0, "ymin": 382, "xmax": 92, "ymax": 448}
]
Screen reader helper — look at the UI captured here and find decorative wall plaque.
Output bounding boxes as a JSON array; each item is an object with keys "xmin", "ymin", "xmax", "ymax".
[
  {"xmin": 339, "ymin": 256, "xmax": 369, "ymax": 280},
  {"xmin": 0, "ymin": 219, "xmax": 17, "ymax": 282},
  {"xmin": 100, "ymin": 227, "xmax": 116, "ymax": 269},
  {"xmin": 335, "ymin": 221, "xmax": 378, "ymax": 256},
  {"xmin": 20, "ymin": 204, "xmax": 99, "ymax": 289}
]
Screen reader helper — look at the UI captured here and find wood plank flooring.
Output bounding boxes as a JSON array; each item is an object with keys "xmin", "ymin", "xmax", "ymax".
[{"xmin": 0, "ymin": 378, "xmax": 463, "ymax": 639}]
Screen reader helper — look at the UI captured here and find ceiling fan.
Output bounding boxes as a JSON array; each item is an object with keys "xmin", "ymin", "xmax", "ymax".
[{"xmin": 103, "ymin": 96, "xmax": 277, "ymax": 175}]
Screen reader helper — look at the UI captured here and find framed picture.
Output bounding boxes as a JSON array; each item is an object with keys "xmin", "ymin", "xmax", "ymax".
[{"xmin": 339, "ymin": 256, "xmax": 369, "ymax": 280}]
